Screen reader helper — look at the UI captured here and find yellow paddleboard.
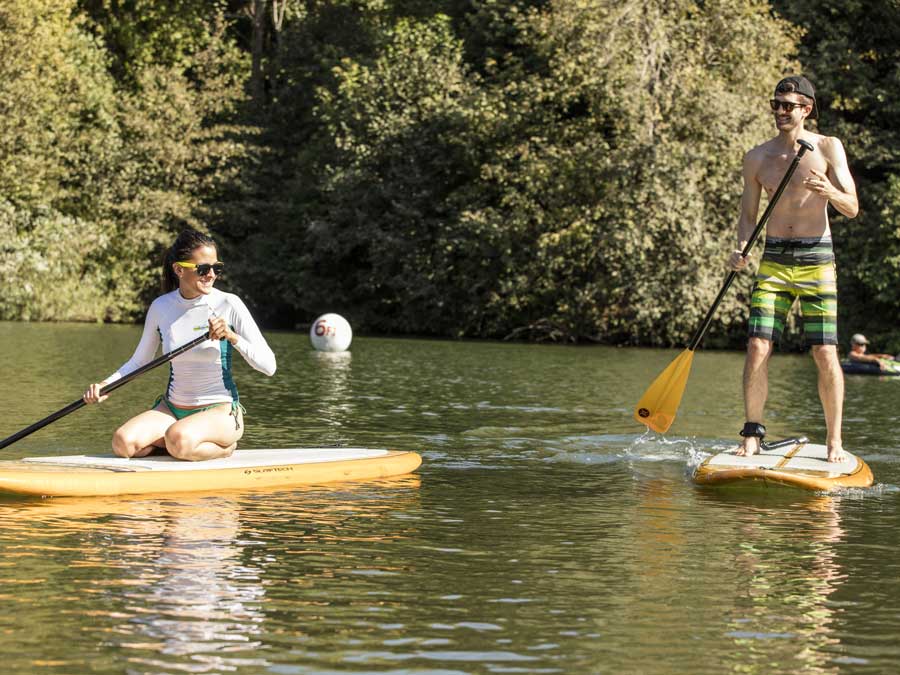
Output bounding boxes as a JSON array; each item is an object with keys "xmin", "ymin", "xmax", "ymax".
[
  {"xmin": 693, "ymin": 438, "xmax": 873, "ymax": 491},
  {"xmin": 0, "ymin": 448, "xmax": 422, "ymax": 497}
]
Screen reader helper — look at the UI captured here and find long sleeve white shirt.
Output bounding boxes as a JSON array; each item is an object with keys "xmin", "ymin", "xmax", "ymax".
[{"xmin": 105, "ymin": 288, "xmax": 276, "ymax": 406}]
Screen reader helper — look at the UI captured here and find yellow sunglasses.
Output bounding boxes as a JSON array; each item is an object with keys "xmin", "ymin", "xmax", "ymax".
[{"xmin": 175, "ymin": 261, "xmax": 224, "ymax": 276}]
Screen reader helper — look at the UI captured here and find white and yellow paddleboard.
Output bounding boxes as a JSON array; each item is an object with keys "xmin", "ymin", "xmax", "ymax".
[
  {"xmin": 693, "ymin": 438, "xmax": 873, "ymax": 491},
  {"xmin": 0, "ymin": 448, "xmax": 422, "ymax": 498}
]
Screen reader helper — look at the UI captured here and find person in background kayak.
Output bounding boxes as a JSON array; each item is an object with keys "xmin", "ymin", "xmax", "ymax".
[
  {"xmin": 848, "ymin": 333, "xmax": 897, "ymax": 371},
  {"xmin": 83, "ymin": 228, "xmax": 276, "ymax": 460},
  {"xmin": 728, "ymin": 76, "xmax": 858, "ymax": 463}
]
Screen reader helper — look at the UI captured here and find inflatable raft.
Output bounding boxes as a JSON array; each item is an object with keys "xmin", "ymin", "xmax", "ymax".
[{"xmin": 840, "ymin": 360, "xmax": 900, "ymax": 376}]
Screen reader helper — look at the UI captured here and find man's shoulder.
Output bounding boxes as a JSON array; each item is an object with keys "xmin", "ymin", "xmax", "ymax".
[
  {"xmin": 814, "ymin": 134, "xmax": 846, "ymax": 154},
  {"xmin": 742, "ymin": 141, "xmax": 771, "ymax": 169}
]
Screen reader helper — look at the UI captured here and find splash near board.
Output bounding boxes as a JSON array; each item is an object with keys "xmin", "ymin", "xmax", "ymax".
[
  {"xmin": 693, "ymin": 437, "xmax": 873, "ymax": 491},
  {"xmin": 0, "ymin": 448, "xmax": 422, "ymax": 498}
]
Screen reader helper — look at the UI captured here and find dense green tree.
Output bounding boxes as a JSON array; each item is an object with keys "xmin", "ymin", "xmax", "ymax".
[
  {"xmin": 4, "ymin": 0, "xmax": 899, "ymax": 351},
  {"xmin": 0, "ymin": 0, "xmax": 121, "ymax": 320},
  {"xmin": 76, "ymin": 0, "xmax": 230, "ymax": 83},
  {"xmin": 0, "ymin": 0, "xmax": 250, "ymax": 321},
  {"xmin": 462, "ymin": 0, "xmax": 799, "ymax": 345},
  {"xmin": 232, "ymin": 0, "xmax": 797, "ymax": 344}
]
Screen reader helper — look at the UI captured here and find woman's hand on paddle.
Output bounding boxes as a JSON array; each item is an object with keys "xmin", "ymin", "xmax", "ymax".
[
  {"xmin": 803, "ymin": 169, "xmax": 835, "ymax": 198},
  {"xmin": 208, "ymin": 317, "xmax": 237, "ymax": 345},
  {"xmin": 728, "ymin": 249, "xmax": 750, "ymax": 271},
  {"xmin": 83, "ymin": 383, "xmax": 109, "ymax": 405}
]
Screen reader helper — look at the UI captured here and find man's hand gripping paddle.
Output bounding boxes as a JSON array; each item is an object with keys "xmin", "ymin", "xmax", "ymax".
[{"xmin": 634, "ymin": 139, "xmax": 814, "ymax": 433}]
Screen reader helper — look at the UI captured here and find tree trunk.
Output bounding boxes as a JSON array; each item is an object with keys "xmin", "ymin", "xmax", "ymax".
[{"xmin": 250, "ymin": 0, "xmax": 267, "ymax": 106}]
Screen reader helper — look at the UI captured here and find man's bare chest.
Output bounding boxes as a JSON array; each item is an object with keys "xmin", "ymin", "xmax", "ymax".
[{"xmin": 758, "ymin": 153, "xmax": 828, "ymax": 194}]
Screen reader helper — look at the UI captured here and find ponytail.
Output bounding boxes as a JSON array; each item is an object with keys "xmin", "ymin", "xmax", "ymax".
[{"xmin": 161, "ymin": 228, "xmax": 217, "ymax": 293}]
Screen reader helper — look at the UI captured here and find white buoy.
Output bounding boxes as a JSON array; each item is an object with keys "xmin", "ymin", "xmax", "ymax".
[{"xmin": 310, "ymin": 313, "xmax": 353, "ymax": 352}]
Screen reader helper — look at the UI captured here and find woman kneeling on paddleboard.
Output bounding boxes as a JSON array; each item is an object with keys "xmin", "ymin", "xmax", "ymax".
[{"xmin": 83, "ymin": 229, "xmax": 276, "ymax": 461}]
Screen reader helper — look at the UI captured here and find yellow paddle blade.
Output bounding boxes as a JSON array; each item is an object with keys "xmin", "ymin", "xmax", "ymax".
[{"xmin": 633, "ymin": 349, "xmax": 695, "ymax": 434}]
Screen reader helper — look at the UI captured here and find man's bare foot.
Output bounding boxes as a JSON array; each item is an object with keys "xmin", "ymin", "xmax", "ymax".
[
  {"xmin": 827, "ymin": 444, "xmax": 845, "ymax": 463},
  {"xmin": 736, "ymin": 435, "xmax": 761, "ymax": 457}
]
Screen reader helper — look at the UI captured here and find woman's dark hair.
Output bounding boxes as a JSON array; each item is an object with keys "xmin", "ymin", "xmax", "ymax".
[{"xmin": 161, "ymin": 228, "xmax": 217, "ymax": 293}]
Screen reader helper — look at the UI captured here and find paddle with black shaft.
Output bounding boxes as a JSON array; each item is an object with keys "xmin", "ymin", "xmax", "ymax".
[
  {"xmin": 0, "ymin": 332, "xmax": 211, "ymax": 450},
  {"xmin": 634, "ymin": 139, "xmax": 815, "ymax": 433}
]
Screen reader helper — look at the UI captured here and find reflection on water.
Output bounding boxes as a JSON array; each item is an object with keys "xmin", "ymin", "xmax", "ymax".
[
  {"xmin": 123, "ymin": 497, "xmax": 267, "ymax": 672},
  {"xmin": 0, "ymin": 477, "xmax": 422, "ymax": 673},
  {"xmin": 716, "ymin": 493, "xmax": 847, "ymax": 675},
  {"xmin": 2, "ymin": 323, "xmax": 900, "ymax": 674},
  {"xmin": 309, "ymin": 350, "xmax": 354, "ymax": 439}
]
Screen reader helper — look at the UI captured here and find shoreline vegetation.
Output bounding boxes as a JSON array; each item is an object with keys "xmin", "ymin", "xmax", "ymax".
[{"xmin": 1, "ymin": 1, "xmax": 898, "ymax": 352}]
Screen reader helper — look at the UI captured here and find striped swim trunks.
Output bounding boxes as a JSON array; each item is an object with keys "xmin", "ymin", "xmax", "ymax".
[{"xmin": 748, "ymin": 236, "xmax": 838, "ymax": 345}]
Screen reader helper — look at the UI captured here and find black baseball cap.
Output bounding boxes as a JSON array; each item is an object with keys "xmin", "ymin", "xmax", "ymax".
[{"xmin": 774, "ymin": 76, "xmax": 818, "ymax": 119}]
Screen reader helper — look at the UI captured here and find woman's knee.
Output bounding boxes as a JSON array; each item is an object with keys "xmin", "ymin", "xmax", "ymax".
[
  {"xmin": 111, "ymin": 427, "xmax": 141, "ymax": 458},
  {"xmin": 164, "ymin": 425, "xmax": 196, "ymax": 459}
]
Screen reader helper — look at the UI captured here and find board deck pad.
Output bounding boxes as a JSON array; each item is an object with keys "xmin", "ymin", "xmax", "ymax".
[
  {"xmin": 693, "ymin": 439, "xmax": 873, "ymax": 490},
  {"xmin": 703, "ymin": 443, "xmax": 858, "ymax": 476},
  {"xmin": 22, "ymin": 448, "xmax": 390, "ymax": 472}
]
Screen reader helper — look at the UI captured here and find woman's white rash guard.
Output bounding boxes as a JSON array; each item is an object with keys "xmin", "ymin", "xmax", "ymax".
[{"xmin": 104, "ymin": 288, "xmax": 276, "ymax": 407}]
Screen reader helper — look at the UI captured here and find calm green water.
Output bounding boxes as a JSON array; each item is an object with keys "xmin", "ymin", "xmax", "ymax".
[{"xmin": 1, "ymin": 321, "xmax": 900, "ymax": 674}]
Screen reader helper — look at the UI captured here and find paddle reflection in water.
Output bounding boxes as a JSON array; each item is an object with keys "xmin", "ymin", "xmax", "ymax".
[{"xmin": 0, "ymin": 477, "xmax": 421, "ymax": 673}]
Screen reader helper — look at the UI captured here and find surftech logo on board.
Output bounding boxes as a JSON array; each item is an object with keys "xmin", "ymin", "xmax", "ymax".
[{"xmin": 243, "ymin": 466, "xmax": 295, "ymax": 475}]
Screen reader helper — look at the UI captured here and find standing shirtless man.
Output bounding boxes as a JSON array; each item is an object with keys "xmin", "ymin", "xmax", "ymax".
[{"xmin": 729, "ymin": 76, "xmax": 858, "ymax": 462}]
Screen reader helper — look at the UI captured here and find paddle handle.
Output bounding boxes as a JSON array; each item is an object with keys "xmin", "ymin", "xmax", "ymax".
[
  {"xmin": 0, "ymin": 332, "xmax": 211, "ymax": 451},
  {"xmin": 687, "ymin": 139, "xmax": 814, "ymax": 351}
]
